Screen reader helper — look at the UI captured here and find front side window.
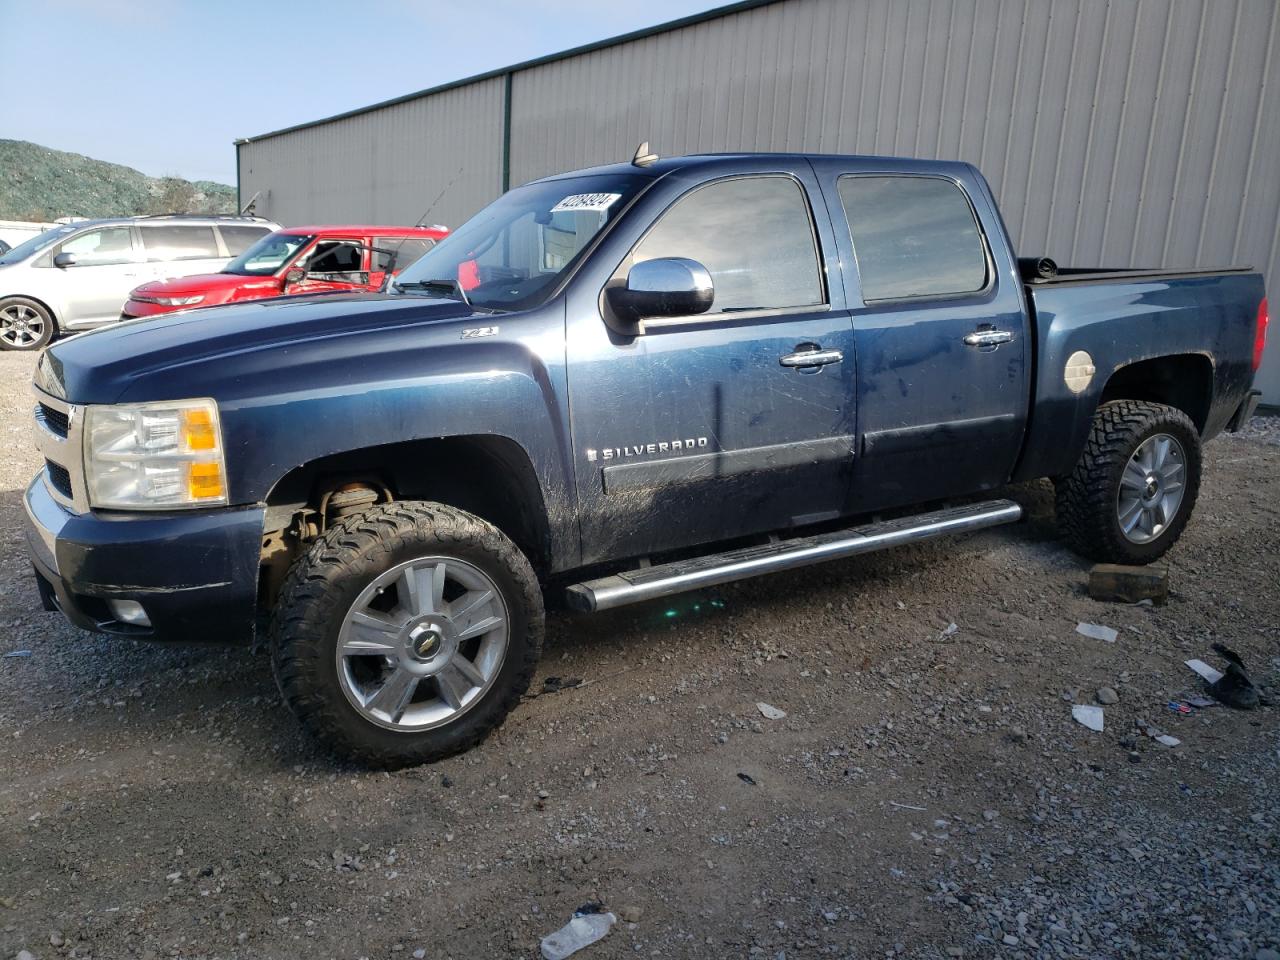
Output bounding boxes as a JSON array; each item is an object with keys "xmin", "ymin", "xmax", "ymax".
[
  {"xmin": 837, "ymin": 176, "xmax": 988, "ymax": 301},
  {"xmin": 304, "ymin": 240, "xmax": 364, "ymax": 278},
  {"xmin": 0, "ymin": 224, "xmax": 78, "ymax": 266},
  {"xmin": 630, "ymin": 175, "xmax": 824, "ymax": 314},
  {"xmin": 140, "ymin": 225, "xmax": 221, "ymax": 262},
  {"xmin": 392, "ymin": 172, "xmax": 650, "ymax": 311},
  {"xmin": 222, "ymin": 232, "xmax": 315, "ymax": 276},
  {"xmin": 60, "ymin": 227, "xmax": 134, "ymax": 265},
  {"xmin": 373, "ymin": 237, "xmax": 436, "ymax": 273}
]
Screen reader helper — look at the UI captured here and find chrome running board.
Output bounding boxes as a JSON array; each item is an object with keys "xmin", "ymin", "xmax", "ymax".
[{"xmin": 565, "ymin": 499, "xmax": 1023, "ymax": 613}]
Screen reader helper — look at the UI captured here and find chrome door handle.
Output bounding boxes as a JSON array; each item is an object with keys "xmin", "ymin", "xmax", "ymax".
[
  {"xmin": 963, "ymin": 329, "xmax": 1014, "ymax": 347},
  {"xmin": 780, "ymin": 348, "xmax": 843, "ymax": 368}
]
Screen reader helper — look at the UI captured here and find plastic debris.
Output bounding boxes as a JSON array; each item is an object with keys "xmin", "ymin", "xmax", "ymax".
[
  {"xmin": 1076, "ymin": 622, "xmax": 1118, "ymax": 643},
  {"xmin": 756, "ymin": 702, "xmax": 787, "ymax": 721},
  {"xmin": 1185, "ymin": 659, "xmax": 1225, "ymax": 684},
  {"xmin": 1167, "ymin": 701, "xmax": 1193, "ymax": 715},
  {"xmin": 1136, "ymin": 718, "xmax": 1180, "ymax": 747},
  {"xmin": 934, "ymin": 622, "xmax": 959, "ymax": 642},
  {"xmin": 541, "ymin": 904, "xmax": 617, "ymax": 960},
  {"xmin": 1205, "ymin": 644, "xmax": 1262, "ymax": 709},
  {"xmin": 737, "ymin": 772, "xmax": 757, "ymax": 786},
  {"xmin": 1072, "ymin": 704, "xmax": 1104, "ymax": 731},
  {"xmin": 2, "ymin": 650, "xmax": 32, "ymax": 659},
  {"xmin": 1186, "ymin": 695, "xmax": 1217, "ymax": 709}
]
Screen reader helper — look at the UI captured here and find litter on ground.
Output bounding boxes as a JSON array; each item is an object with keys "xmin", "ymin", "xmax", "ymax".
[
  {"xmin": 541, "ymin": 904, "xmax": 617, "ymax": 960},
  {"xmin": 1072, "ymin": 704, "xmax": 1104, "ymax": 731},
  {"xmin": 1076, "ymin": 622, "xmax": 1118, "ymax": 643},
  {"xmin": 756, "ymin": 702, "xmax": 787, "ymax": 721},
  {"xmin": 1186, "ymin": 659, "xmax": 1225, "ymax": 684}
]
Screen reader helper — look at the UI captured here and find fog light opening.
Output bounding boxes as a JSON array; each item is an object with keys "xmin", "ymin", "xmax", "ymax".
[{"xmin": 107, "ymin": 599, "xmax": 151, "ymax": 627}]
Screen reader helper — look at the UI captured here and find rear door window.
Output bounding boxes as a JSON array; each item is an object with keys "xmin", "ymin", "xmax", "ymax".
[
  {"xmin": 218, "ymin": 224, "xmax": 273, "ymax": 255},
  {"xmin": 630, "ymin": 175, "xmax": 824, "ymax": 314},
  {"xmin": 373, "ymin": 237, "xmax": 436, "ymax": 272},
  {"xmin": 59, "ymin": 227, "xmax": 134, "ymax": 265},
  {"xmin": 837, "ymin": 176, "xmax": 988, "ymax": 301},
  {"xmin": 140, "ymin": 225, "xmax": 222, "ymax": 262}
]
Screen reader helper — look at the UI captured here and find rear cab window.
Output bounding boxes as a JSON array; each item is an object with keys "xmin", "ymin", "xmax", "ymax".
[
  {"xmin": 836, "ymin": 175, "xmax": 989, "ymax": 301},
  {"xmin": 627, "ymin": 175, "xmax": 825, "ymax": 316},
  {"xmin": 140, "ymin": 225, "xmax": 222, "ymax": 262},
  {"xmin": 373, "ymin": 237, "xmax": 437, "ymax": 273}
]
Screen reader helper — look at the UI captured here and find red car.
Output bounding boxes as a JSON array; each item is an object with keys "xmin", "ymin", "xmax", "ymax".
[{"xmin": 122, "ymin": 224, "xmax": 448, "ymax": 319}]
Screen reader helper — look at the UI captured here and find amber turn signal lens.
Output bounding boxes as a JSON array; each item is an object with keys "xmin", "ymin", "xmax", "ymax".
[
  {"xmin": 187, "ymin": 461, "xmax": 224, "ymax": 500},
  {"xmin": 182, "ymin": 408, "xmax": 217, "ymax": 451}
]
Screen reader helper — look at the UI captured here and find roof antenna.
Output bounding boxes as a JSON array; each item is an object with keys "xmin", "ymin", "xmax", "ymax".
[{"xmin": 631, "ymin": 141, "xmax": 659, "ymax": 167}]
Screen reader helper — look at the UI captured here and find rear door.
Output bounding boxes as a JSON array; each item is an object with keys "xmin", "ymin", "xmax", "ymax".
[
  {"xmin": 565, "ymin": 161, "xmax": 858, "ymax": 565},
  {"xmin": 53, "ymin": 225, "xmax": 146, "ymax": 326},
  {"xmin": 810, "ymin": 161, "xmax": 1030, "ymax": 511},
  {"xmin": 139, "ymin": 223, "xmax": 228, "ymax": 284}
]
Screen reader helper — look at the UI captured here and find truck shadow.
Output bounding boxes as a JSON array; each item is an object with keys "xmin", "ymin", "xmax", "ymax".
[{"xmin": 0, "ymin": 479, "xmax": 1068, "ymax": 769}]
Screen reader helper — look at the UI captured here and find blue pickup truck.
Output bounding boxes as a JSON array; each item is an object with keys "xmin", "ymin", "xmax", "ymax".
[{"xmin": 24, "ymin": 152, "xmax": 1268, "ymax": 766}]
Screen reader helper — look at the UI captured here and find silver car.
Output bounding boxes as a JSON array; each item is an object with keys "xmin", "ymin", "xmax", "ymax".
[{"xmin": 0, "ymin": 215, "xmax": 279, "ymax": 350}]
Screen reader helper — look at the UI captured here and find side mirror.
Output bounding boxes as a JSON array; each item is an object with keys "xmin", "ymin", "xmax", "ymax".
[
  {"xmin": 606, "ymin": 257, "xmax": 714, "ymax": 327},
  {"xmin": 53, "ymin": 252, "xmax": 77, "ymax": 268},
  {"xmin": 283, "ymin": 267, "xmax": 305, "ymax": 286}
]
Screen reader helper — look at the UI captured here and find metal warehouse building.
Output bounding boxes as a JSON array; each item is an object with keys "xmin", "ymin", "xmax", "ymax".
[{"xmin": 236, "ymin": 0, "xmax": 1280, "ymax": 400}]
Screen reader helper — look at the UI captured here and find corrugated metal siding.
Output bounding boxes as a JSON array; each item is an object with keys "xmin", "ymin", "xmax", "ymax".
[
  {"xmin": 238, "ymin": 0, "xmax": 1280, "ymax": 398},
  {"xmin": 237, "ymin": 77, "xmax": 504, "ymax": 231}
]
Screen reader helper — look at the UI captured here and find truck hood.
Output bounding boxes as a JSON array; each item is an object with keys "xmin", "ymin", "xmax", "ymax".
[
  {"xmin": 39, "ymin": 292, "xmax": 479, "ymax": 404},
  {"xmin": 130, "ymin": 272, "xmax": 277, "ymax": 301}
]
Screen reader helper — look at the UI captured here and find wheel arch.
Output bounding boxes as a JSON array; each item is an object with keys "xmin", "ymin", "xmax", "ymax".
[
  {"xmin": 1097, "ymin": 352, "xmax": 1214, "ymax": 433},
  {"xmin": 264, "ymin": 433, "xmax": 555, "ymax": 573},
  {"xmin": 1, "ymin": 293, "xmax": 61, "ymax": 331}
]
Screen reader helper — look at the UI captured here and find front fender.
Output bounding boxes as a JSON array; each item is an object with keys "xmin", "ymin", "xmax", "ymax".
[{"xmin": 138, "ymin": 304, "xmax": 576, "ymax": 567}]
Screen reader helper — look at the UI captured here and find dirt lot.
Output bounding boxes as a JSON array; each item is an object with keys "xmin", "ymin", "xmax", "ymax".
[{"xmin": 0, "ymin": 347, "xmax": 1277, "ymax": 960}]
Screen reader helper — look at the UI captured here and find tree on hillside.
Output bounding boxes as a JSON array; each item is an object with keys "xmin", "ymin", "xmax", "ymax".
[{"xmin": 148, "ymin": 177, "xmax": 198, "ymax": 215}]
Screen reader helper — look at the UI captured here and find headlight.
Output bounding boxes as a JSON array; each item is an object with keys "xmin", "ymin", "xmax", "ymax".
[
  {"xmin": 133, "ymin": 294, "xmax": 205, "ymax": 306},
  {"xmin": 84, "ymin": 398, "xmax": 227, "ymax": 509}
]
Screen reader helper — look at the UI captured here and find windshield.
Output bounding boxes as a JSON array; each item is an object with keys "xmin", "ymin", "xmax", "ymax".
[
  {"xmin": 391, "ymin": 173, "xmax": 650, "ymax": 311},
  {"xmin": 222, "ymin": 231, "xmax": 315, "ymax": 276},
  {"xmin": 0, "ymin": 224, "xmax": 79, "ymax": 266}
]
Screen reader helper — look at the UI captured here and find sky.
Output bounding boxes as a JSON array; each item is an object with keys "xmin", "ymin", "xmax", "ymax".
[{"xmin": 0, "ymin": 0, "xmax": 724, "ymax": 186}]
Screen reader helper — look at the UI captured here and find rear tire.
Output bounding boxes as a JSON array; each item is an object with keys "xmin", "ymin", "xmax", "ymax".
[
  {"xmin": 270, "ymin": 502, "xmax": 543, "ymax": 768},
  {"xmin": 0, "ymin": 297, "xmax": 55, "ymax": 351},
  {"xmin": 1055, "ymin": 400, "xmax": 1202, "ymax": 564}
]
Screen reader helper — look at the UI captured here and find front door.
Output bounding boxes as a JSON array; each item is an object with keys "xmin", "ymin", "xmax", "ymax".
[
  {"xmin": 810, "ymin": 163, "xmax": 1031, "ymax": 511},
  {"xmin": 566, "ymin": 164, "xmax": 858, "ymax": 565},
  {"xmin": 55, "ymin": 225, "xmax": 145, "ymax": 326},
  {"xmin": 292, "ymin": 238, "xmax": 369, "ymax": 294}
]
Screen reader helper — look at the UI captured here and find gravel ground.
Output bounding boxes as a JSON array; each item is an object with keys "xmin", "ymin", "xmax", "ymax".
[{"xmin": 0, "ymin": 348, "xmax": 1277, "ymax": 960}]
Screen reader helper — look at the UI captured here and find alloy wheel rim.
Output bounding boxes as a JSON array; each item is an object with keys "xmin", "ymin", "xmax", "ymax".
[
  {"xmin": 335, "ymin": 555, "xmax": 509, "ymax": 732},
  {"xmin": 1116, "ymin": 432, "xmax": 1187, "ymax": 544},
  {"xmin": 0, "ymin": 304, "xmax": 44, "ymax": 346}
]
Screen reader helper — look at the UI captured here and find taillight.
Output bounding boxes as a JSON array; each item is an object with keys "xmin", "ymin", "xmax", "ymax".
[{"xmin": 1254, "ymin": 297, "xmax": 1270, "ymax": 372}]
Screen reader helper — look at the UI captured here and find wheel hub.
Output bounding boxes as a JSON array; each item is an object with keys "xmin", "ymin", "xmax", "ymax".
[
  {"xmin": 1116, "ymin": 433, "xmax": 1187, "ymax": 545},
  {"xmin": 335, "ymin": 555, "xmax": 510, "ymax": 731},
  {"xmin": 404, "ymin": 616, "xmax": 455, "ymax": 667}
]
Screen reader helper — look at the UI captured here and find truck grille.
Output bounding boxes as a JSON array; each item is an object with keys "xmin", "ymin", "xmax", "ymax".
[
  {"xmin": 37, "ymin": 402, "xmax": 68, "ymax": 438},
  {"xmin": 33, "ymin": 388, "xmax": 84, "ymax": 512},
  {"xmin": 46, "ymin": 461, "xmax": 73, "ymax": 498}
]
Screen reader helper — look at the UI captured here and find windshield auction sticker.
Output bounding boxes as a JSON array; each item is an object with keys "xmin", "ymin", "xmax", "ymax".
[{"xmin": 551, "ymin": 193, "xmax": 622, "ymax": 213}]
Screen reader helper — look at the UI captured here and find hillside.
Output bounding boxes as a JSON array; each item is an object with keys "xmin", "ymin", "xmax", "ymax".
[{"xmin": 0, "ymin": 140, "xmax": 237, "ymax": 221}]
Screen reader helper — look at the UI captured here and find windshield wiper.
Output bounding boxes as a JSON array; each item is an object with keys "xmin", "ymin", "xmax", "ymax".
[{"xmin": 393, "ymin": 278, "xmax": 471, "ymax": 306}]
